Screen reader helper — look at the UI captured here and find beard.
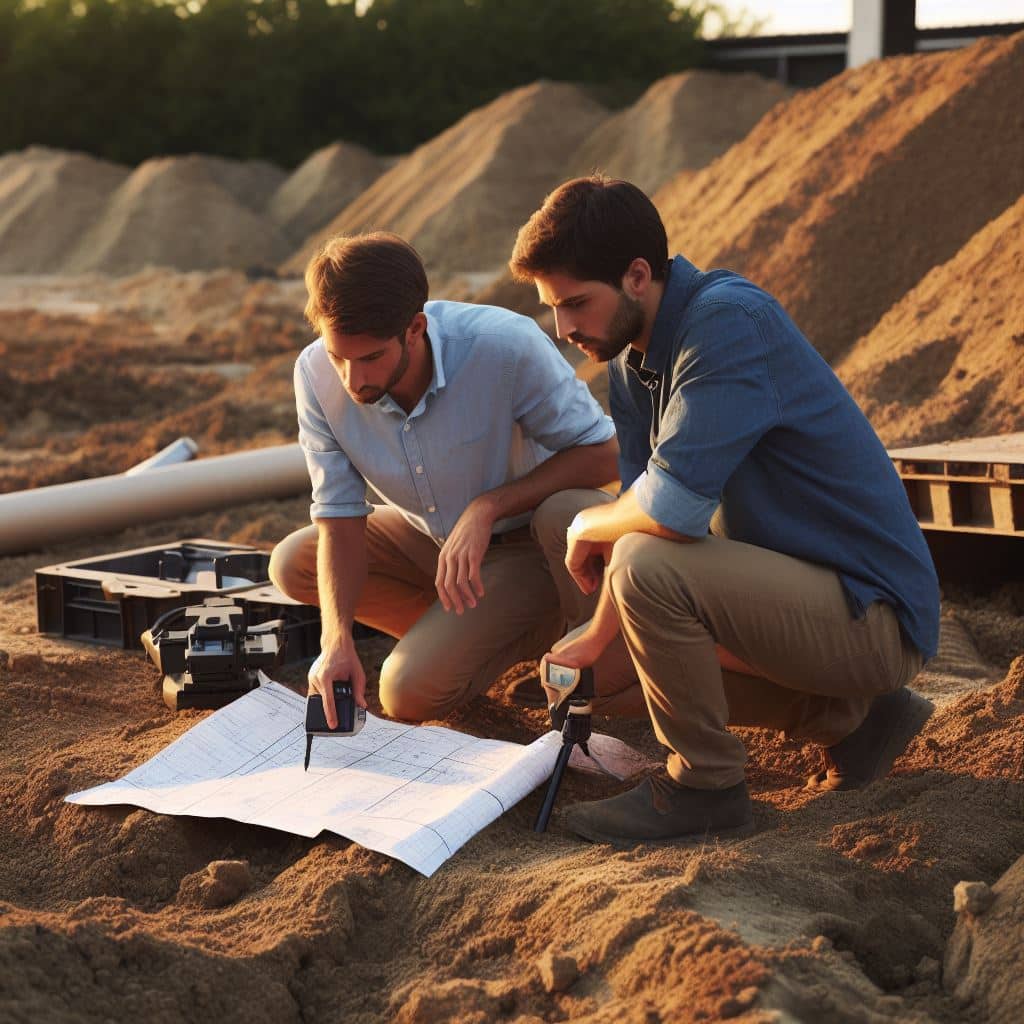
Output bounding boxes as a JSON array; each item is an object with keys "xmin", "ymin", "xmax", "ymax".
[
  {"xmin": 351, "ymin": 339, "xmax": 411, "ymax": 404},
  {"xmin": 568, "ymin": 290, "xmax": 646, "ymax": 363}
]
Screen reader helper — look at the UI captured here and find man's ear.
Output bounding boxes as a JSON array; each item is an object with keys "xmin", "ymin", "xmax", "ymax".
[
  {"xmin": 622, "ymin": 258, "xmax": 653, "ymax": 298},
  {"xmin": 406, "ymin": 311, "xmax": 428, "ymax": 345}
]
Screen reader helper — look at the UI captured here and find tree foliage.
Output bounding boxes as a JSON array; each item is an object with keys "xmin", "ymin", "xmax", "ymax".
[{"xmin": 0, "ymin": 0, "xmax": 712, "ymax": 166}]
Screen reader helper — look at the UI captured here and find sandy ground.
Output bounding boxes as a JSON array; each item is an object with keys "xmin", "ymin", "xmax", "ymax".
[{"xmin": 1, "ymin": 274, "xmax": 1023, "ymax": 1023}]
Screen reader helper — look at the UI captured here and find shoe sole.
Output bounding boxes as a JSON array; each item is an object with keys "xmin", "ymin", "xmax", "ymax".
[{"xmin": 568, "ymin": 818, "xmax": 756, "ymax": 849}]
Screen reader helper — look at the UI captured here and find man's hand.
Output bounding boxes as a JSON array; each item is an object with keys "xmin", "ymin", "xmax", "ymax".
[
  {"xmin": 565, "ymin": 533, "xmax": 613, "ymax": 595},
  {"xmin": 308, "ymin": 637, "xmax": 367, "ymax": 728},
  {"xmin": 435, "ymin": 496, "xmax": 496, "ymax": 614},
  {"xmin": 539, "ymin": 621, "xmax": 613, "ymax": 706}
]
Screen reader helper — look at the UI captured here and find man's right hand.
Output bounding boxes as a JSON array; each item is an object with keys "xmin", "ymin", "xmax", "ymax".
[{"xmin": 308, "ymin": 637, "xmax": 367, "ymax": 728}]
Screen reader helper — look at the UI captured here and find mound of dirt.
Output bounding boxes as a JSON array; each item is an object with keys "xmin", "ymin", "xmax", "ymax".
[
  {"xmin": 656, "ymin": 31, "xmax": 1024, "ymax": 365},
  {"xmin": 836, "ymin": 194, "xmax": 1024, "ymax": 447},
  {"xmin": 64, "ymin": 155, "xmax": 294, "ymax": 276},
  {"xmin": 944, "ymin": 849, "xmax": 1024, "ymax": 1023},
  {"xmin": 568, "ymin": 70, "xmax": 792, "ymax": 195},
  {"xmin": 0, "ymin": 147, "xmax": 130, "ymax": 274},
  {"xmin": 268, "ymin": 142, "xmax": 384, "ymax": 245},
  {"xmin": 283, "ymin": 81, "xmax": 609, "ymax": 279},
  {"xmin": 197, "ymin": 154, "xmax": 287, "ymax": 212}
]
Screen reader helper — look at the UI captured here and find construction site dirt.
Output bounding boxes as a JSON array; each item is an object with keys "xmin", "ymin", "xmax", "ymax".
[{"xmin": 1, "ymin": 32, "xmax": 1023, "ymax": 1024}]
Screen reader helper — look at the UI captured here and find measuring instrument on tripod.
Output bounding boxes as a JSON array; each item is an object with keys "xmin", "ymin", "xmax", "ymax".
[{"xmin": 534, "ymin": 660, "xmax": 595, "ymax": 833}]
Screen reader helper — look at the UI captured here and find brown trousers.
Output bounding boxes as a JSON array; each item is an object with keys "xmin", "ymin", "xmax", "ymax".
[
  {"xmin": 268, "ymin": 507, "xmax": 565, "ymax": 721},
  {"xmin": 538, "ymin": 490, "xmax": 924, "ymax": 789}
]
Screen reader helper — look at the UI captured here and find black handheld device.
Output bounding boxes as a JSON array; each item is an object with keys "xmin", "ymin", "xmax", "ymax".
[{"xmin": 304, "ymin": 680, "xmax": 366, "ymax": 771}]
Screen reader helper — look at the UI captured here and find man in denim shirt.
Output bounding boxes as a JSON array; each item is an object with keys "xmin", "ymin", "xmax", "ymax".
[
  {"xmin": 269, "ymin": 232, "xmax": 618, "ymax": 726},
  {"xmin": 510, "ymin": 177, "xmax": 939, "ymax": 844}
]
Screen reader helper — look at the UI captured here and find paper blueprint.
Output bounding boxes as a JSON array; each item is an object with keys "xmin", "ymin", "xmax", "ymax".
[{"xmin": 66, "ymin": 676, "xmax": 562, "ymax": 876}]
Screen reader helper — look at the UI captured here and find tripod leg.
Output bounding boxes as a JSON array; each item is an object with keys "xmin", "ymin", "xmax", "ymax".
[{"xmin": 534, "ymin": 741, "xmax": 575, "ymax": 833}]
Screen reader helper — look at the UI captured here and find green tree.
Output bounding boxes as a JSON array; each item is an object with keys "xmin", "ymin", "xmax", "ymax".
[{"xmin": 0, "ymin": 0, "xmax": 714, "ymax": 166}]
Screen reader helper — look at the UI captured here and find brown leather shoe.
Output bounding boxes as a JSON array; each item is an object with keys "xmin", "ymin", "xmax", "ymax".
[
  {"xmin": 563, "ymin": 773, "xmax": 754, "ymax": 847},
  {"xmin": 805, "ymin": 687, "xmax": 934, "ymax": 793}
]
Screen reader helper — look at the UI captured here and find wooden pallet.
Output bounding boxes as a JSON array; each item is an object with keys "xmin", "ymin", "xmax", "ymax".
[{"xmin": 889, "ymin": 433, "xmax": 1024, "ymax": 537}]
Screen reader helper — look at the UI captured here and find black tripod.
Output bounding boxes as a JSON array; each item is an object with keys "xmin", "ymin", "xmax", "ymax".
[{"xmin": 534, "ymin": 697, "xmax": 593, "ymax": 833}]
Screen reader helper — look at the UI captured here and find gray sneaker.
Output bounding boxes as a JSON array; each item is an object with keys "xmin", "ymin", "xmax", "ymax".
[
  {"xmin": 563, "ymin": 773, "xmax": 754, "ymax": 847},
  {"xmin": 805, "ymin": 687, "xmax": 934, "ymax": 793}
]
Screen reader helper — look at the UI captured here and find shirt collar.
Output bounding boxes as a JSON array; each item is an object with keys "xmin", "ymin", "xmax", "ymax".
[
  {"xmin": 422, "ymin": 307, "xmax": 447, "ymax": 395},
  {"xmin": 632, "ymin": 255, "xmax": 702, "ymax": 379}
]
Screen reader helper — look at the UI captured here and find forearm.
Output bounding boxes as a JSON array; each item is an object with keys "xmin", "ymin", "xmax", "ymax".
[
  {"xmin": 474, "ymin": 437, "xmax": 619, "ymax": 523},
  {"xmin": 587, "ymin": 581, "xmax": 623, "ymax": 649},
  {"xmin": 316, "ymin": 517, "xmax": 368, "ymax": 646},
  {"xmin": 570, "ymin": 484, "xmax": 692, "ymax": 545}
]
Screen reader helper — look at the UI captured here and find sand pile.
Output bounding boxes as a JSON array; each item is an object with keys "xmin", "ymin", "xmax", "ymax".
[
  {"xmin": 63, "ymin": 155, "xmax": 294, "ymax": 276},
  {"xmin": 567, "ymin": 70, "xmax": 792, "ymax": 195},
  {"xmin": 472, "ymin": 70, "xmax": 790, "ymax": 320},
  {"xmin": 0, "ymin": 147, "xmax": 130, "ymax": 274},
  {"xmin": 836, "ymin": 194, "xmax": 1024, "ymax": 447},
  {"xmin": 196, "ymin": 155, "xmax": 286, "ymax": 212},
  {"xmin": 944, "ymin": 849, "xmax": 1024, "ymax": 1022},
  {"xmin": 269, "ymin": 142, "xmax": 384, "ymax": 245},
  {"xmin": 283, "ymin": 82, "xmax": 609, "ymax": 281},
  {"xmin": 656, "ymin": 31, "xmax": 1024, "ymax": 365}
]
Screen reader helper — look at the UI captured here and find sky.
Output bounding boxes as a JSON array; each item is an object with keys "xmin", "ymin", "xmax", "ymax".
[{"xmin": 714, "ymin": 1, "xmax": 1024, "ymax": 36}]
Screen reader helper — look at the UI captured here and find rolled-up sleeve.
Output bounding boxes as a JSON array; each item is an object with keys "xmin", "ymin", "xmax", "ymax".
[
  {"xmin": 294, "ymin": 357, "xmax": 372, "ymax": 521},
  {"xmin": 635, "ymin": 305, "xmax": 780, "ymax": 537},
  {"xmin": 509, "ymin": 323, "xmax": 614, "ymax": 450}
]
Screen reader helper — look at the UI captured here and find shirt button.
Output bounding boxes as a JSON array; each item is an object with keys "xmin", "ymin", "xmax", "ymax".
[
  {"xmin": 427, "ymin": 505, "xmax": 436, "ymax": 513},
  {"xmin": 403, "ymin": 424, "xmax": 411, "ymax": 432},
  {"xmin": 415, "ymin": 465, "xmax": 423, "ymax": 474}
]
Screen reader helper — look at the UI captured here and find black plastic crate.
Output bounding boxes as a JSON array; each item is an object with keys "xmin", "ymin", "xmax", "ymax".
[{"xmin": 35, "ymin": 538, "xmax": 323, "ymax": 663}]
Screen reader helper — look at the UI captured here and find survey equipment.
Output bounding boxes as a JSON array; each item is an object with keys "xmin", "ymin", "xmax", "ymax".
[
  {"xmin": 304, "ymin": 681, "xmax": 366, "ymax": 770},
  {"xmin": 534, "ymin": 661, "xmax": 595, "ymax": 833},
  {"xmin": 142, "ymin": 597, "xmax": 285, "ymax": 711}
]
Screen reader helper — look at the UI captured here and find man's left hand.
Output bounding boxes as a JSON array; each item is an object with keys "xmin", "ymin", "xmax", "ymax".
[{"xmin": 435, "ymin": 497, "xmax": 496, "ymax": 614}]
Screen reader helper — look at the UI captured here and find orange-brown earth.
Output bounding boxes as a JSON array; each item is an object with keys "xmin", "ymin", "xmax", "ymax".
[{"xmin": 2, "ymin": 32, "xmax": 1024, "ymax": 1024}]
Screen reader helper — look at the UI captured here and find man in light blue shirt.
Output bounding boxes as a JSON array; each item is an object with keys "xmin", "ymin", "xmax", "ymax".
[
  {"xmin": 269, "ymin": 232, "xmax": 617, "ymax": 726},
  {"xmin": 510, "ymin": 176, "xmax": 939, "ymax": 845}
]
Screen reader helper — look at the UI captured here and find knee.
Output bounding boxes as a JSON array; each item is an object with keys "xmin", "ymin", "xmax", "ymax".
[
  {"xmin": 607, "ymin": 532, "xmax": 684, "ymax": 607},
  {"xmin": 378, "ymin": 649, "xmax": 452, "ymax": 722},
  {"xmin": 268, "ymin": 529, "xmax": 315, "ymax": 601},
  {"xmin": 531, "ymin": 489, "xmax": 608, "ymax": 551}
]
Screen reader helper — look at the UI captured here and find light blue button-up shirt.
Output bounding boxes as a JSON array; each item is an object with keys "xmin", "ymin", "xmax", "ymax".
[{"xmin": 295, "ymin": 300, "xmax": 615, "ymax": 543}]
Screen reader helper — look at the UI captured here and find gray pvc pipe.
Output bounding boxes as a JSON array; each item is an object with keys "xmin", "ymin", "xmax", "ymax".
[
  {"xmin": 124, "ymin": 437, "xmax": 199, "ymax": 476},
  {"xmin": 0, "ymin": 444, "xmax": 310, "ymax": 556}
]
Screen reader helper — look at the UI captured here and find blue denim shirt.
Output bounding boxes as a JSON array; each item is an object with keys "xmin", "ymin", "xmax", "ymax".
[
  {"xmin": 295, "ymin": 299, "xmax": 615, "ymax": 543},
  {"xmin": 609, "ymin": 256, "xmax": 939, "ymax": 660}
]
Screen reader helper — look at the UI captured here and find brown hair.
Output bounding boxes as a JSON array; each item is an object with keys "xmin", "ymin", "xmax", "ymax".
[
  {"xmin": 304, "ymin": 232, "xmax": 428, "ymax": 338},
  {"xmin": 510, "ymin": 175, "xmax": 668, "ymax": 287}
]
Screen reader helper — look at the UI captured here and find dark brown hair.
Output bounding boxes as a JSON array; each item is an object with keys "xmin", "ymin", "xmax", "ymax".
[
  {"xmin": 510, "ymin": 175, "xmax": 668, "ymax": 287},
  {"xmin": 304, "ymin": 232, "xmax": 428, "ymax": 338}
]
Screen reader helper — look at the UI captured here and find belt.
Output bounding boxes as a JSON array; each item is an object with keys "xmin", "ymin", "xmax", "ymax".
[{"xmin": 489, "ymin": 525, "xmax": 533, "ymax": 547}]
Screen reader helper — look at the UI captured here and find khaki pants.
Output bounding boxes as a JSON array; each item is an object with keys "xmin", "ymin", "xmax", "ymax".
[
  {"xmin": 268, "ymin": 507, "xmax": 564, "ymax": 720},
  {"xmin": 534, "ymin": 490, "xmax": 925, "ymax": 789}
]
